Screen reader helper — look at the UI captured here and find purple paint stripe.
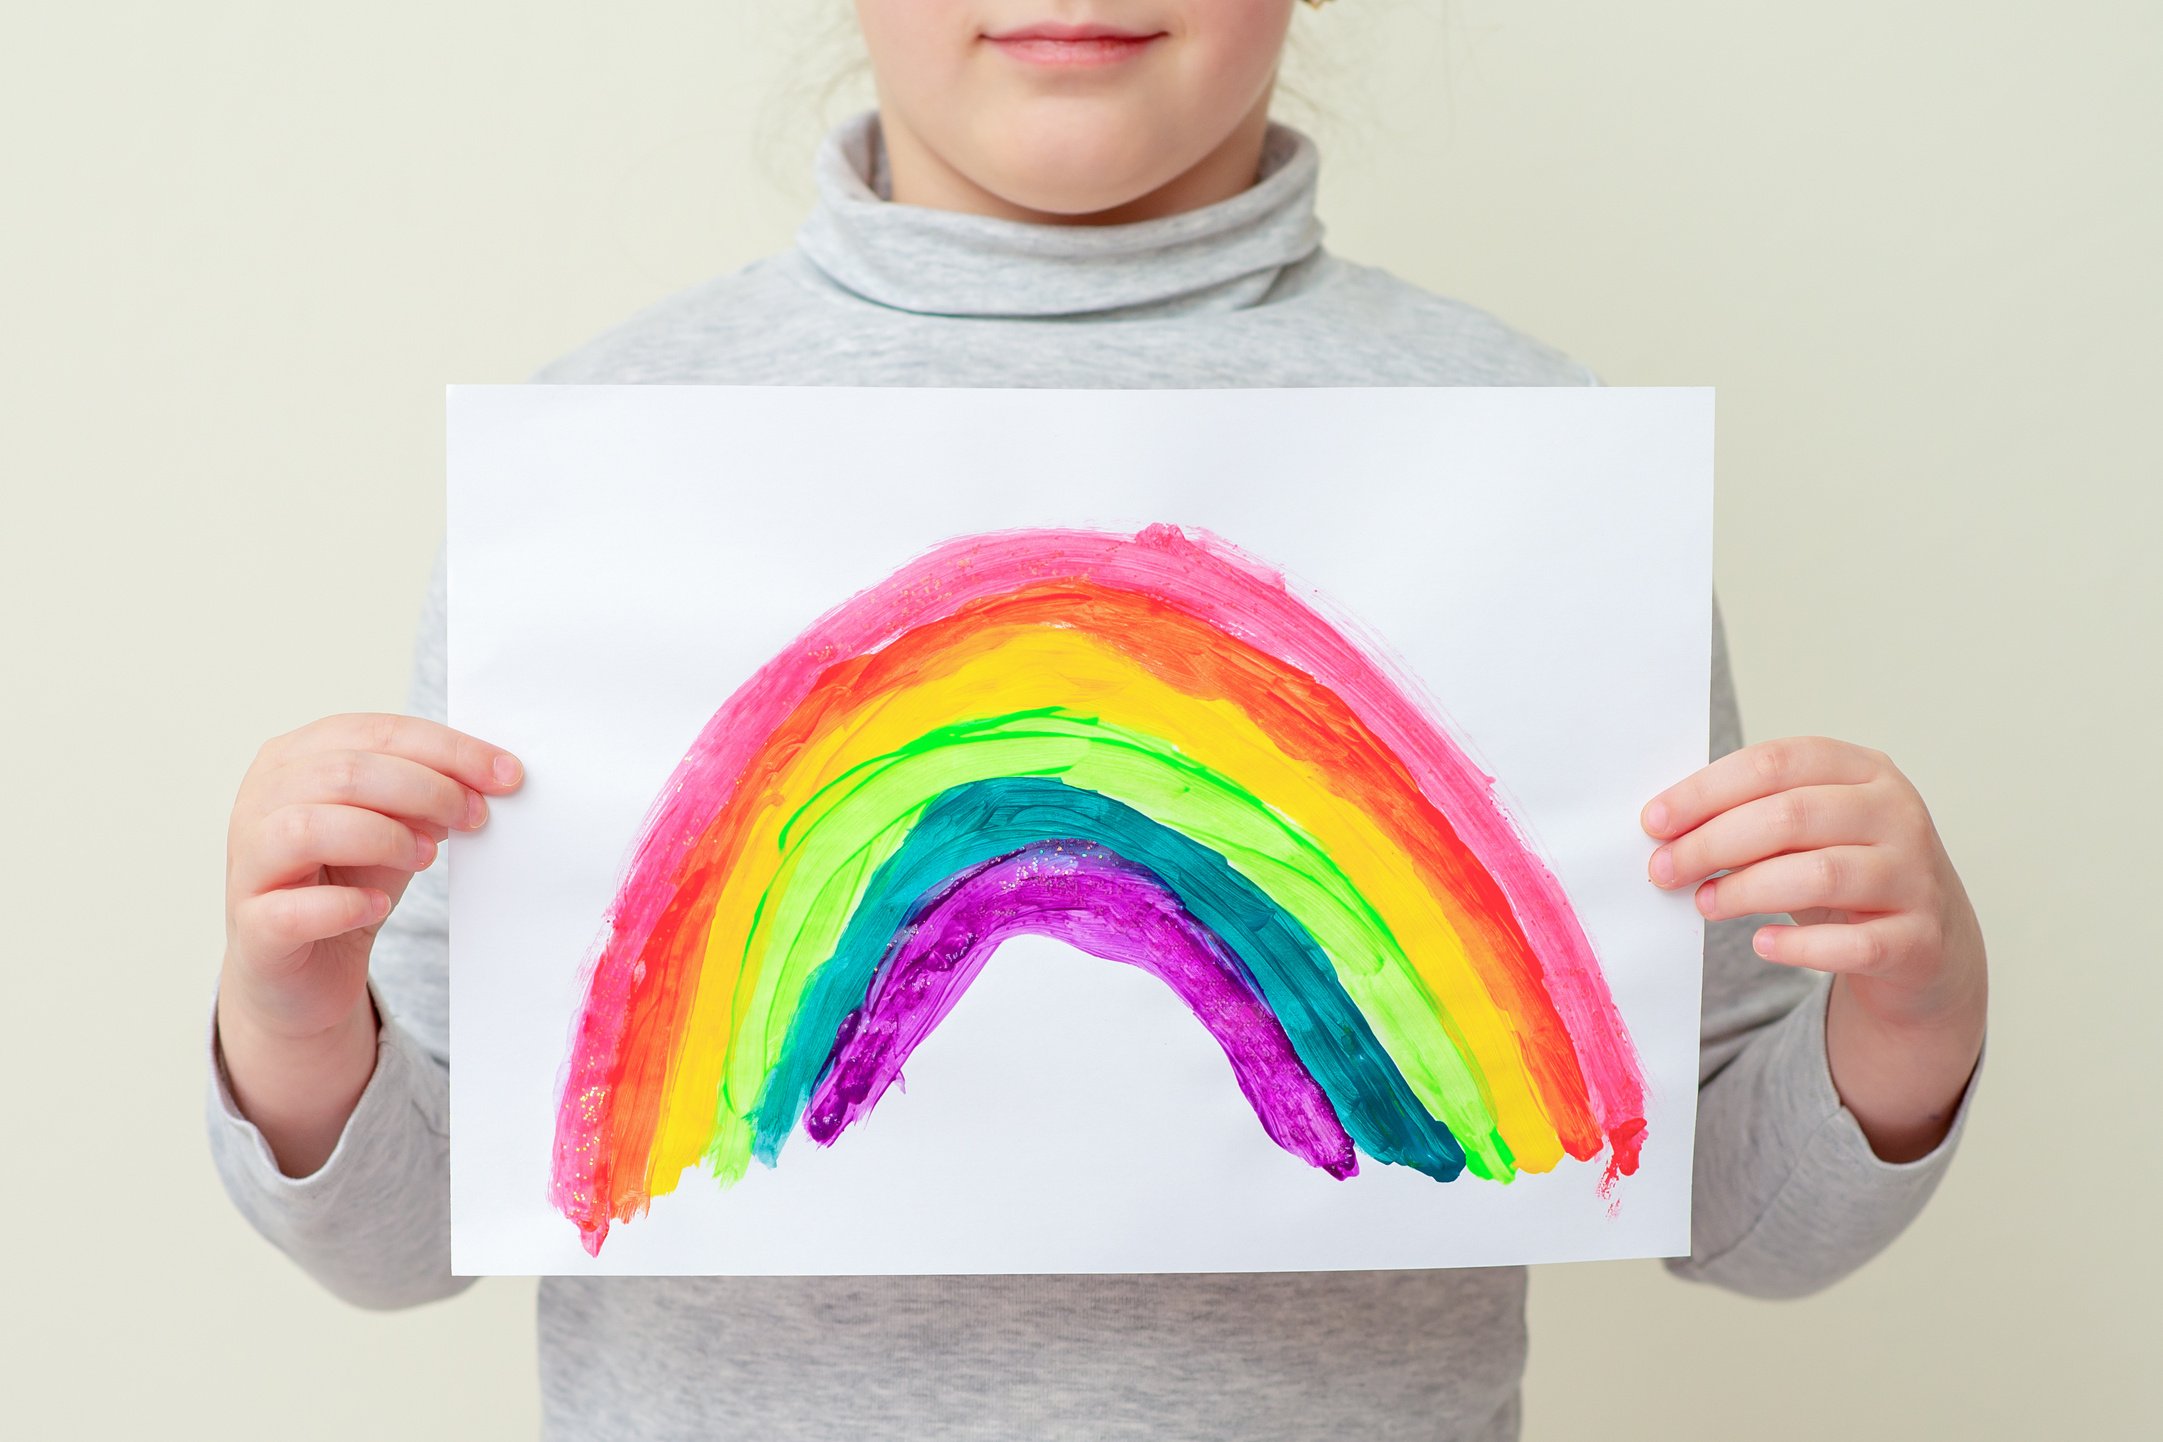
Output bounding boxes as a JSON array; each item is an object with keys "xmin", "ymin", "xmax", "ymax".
[{"xmin": 803, "ymin": 842, "xmax": 1359, "ymax": 1180}]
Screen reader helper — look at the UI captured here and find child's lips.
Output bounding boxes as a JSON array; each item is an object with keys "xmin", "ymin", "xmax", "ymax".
[{"xmin": 984, "ymin": 33, "xmax": 1167, "ymax": 68}]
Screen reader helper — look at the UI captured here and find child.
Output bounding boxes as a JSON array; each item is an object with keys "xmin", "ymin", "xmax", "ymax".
[{"xmin": 209, "ymin": 4, "xmax": 1987, "ymax": 1437}]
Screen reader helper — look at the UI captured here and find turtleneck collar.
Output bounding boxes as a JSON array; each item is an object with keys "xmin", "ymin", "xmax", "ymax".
[{"xmin": 794, "ymin": 108, "xmax": 1326, "ymax": 321}]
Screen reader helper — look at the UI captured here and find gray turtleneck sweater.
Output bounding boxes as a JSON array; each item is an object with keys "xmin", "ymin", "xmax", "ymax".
[{"xmin": 207, "ymin": 109, "xmax": 1977, "ymax": 1442}]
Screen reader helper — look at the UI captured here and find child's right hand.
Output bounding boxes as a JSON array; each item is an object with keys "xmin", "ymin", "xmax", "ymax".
[{"xmin": 216, "ymin": 714, "xmax": 522, "ymax": 1173}]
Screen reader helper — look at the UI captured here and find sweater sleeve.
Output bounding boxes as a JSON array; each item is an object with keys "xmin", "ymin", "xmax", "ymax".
[
  {"xmin": 1664, "ymin": 592, "xmax": 1982, "ymax": 1298},
  {"xmin": 204, "ymin": 547, "xmax": 470, "ymax": 1310}
]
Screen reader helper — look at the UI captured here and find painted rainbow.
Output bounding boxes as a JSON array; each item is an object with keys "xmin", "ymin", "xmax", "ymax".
[{"xmin": 550, "ymin": 524, "xmax": 1647, "ymax": 1255}]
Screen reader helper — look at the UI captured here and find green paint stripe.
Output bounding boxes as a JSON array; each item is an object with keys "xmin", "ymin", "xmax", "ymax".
[{"xmin": 710, "ymin": 709, "xmax": 1504, "ymax": 1175}]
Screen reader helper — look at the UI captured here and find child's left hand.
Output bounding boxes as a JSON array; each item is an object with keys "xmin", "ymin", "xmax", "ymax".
[{"xmin": 1639, "ymin": 736, "xmax": 1985, "ymax": 1028}]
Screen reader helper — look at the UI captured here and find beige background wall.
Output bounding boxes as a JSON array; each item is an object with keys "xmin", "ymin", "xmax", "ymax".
[{"xmin": 5, "ymin": 2, "xmax": 2155, "ymax": 1435}]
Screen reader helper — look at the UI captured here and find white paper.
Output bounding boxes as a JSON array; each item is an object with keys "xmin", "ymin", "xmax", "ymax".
[{"xmin": 446, "ymin": 384, "xmax": 1712, "ymax": 1276}]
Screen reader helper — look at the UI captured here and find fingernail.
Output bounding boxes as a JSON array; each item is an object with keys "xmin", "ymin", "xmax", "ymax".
[
  {"xmin": 1649, "ymin": 848, "xmax": 1675, "ymax": 885},
  {"xmin": 493, "ymin": 754, "xmax": 522, "ymax": 787},
  {"xmin": 1643, "ymin": 801, "xmax": 1669, "ymax": 836},
  {"xmin": 416, "ymin": 833, "xmax": 438, "ymax": 866},
  {"xmin": 464, "ymin": 790, "xmax": 488, "ymax": 829},
  {"xmin": 1753, "ymin": 930, "xmax": 1774, "ymax": 959},
  {"xmin": 367, "ymin": 891, "xmax": 392, "ymax": 923},
  {"xmin": 1695, "ymin": 881, "xmax": 1716, "ymax": 915}
]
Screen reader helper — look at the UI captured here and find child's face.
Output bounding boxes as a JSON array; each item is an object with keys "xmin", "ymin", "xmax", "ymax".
[{"xmin": 854, "ymin": 1, "xmax": 1296, "ymax": 218}]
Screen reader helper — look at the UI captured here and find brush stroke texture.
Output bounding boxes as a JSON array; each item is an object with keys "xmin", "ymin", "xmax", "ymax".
[
  {"xmin": 551, "ymin": 525, "xmax": 1646, "ymax": 1255},
  {"xmin": 753, "ymin": 778, "xmax": 1466, "ymax": 1186},
  {"xmin": 802, "ymin": 839, "xmax": 1361, "ymax": 1180}
]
